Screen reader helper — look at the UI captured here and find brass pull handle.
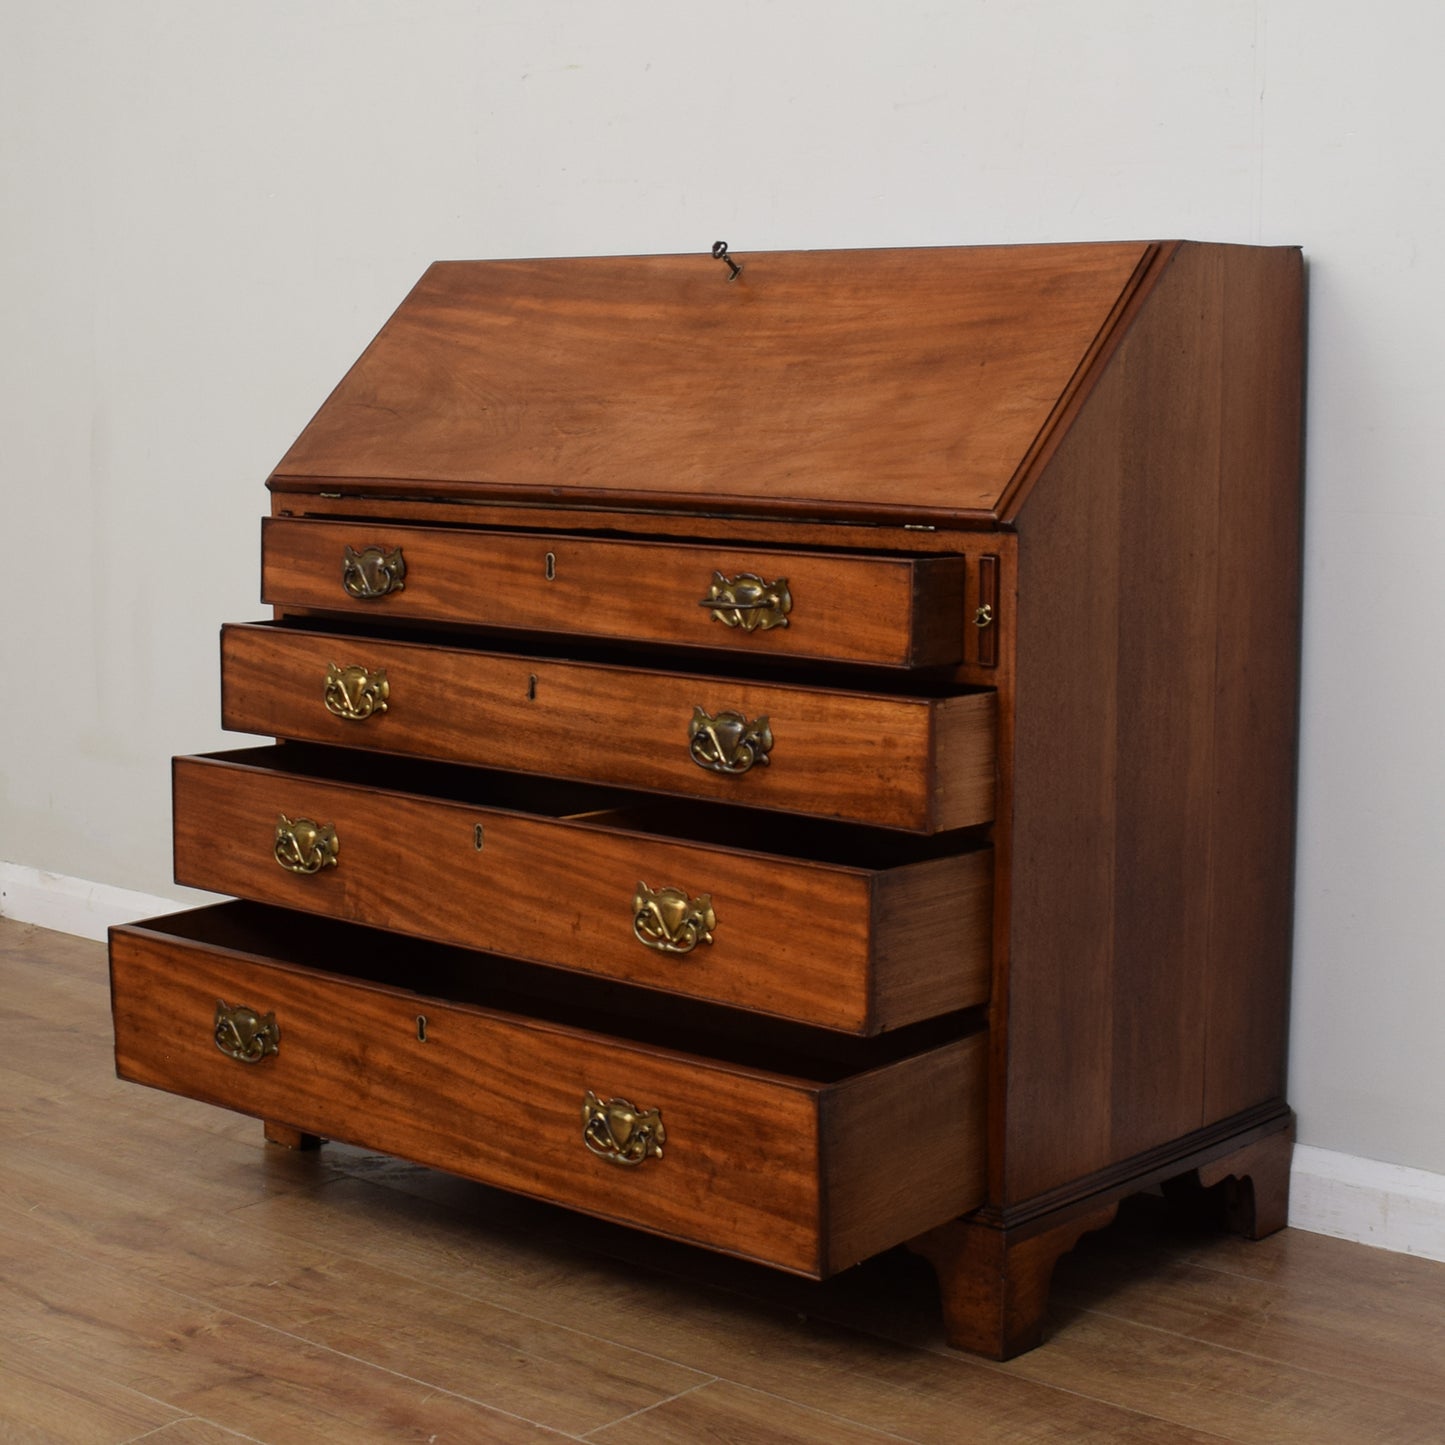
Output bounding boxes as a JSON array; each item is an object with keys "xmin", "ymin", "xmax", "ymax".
[
  {"xmin": 688, "ymin": 707, "xmax": 772, "ymax": 775},
  {"xmin": 633, "ymin": 883, "xmax": 716, "ymax": 955},
  {"xmin": 214, "ymin": 1000, "xmax": 280, "ymax": 1064},
  {"xmin": 582, "ymin": 1090, "xmax": 665, "ymax": 1166},
  {"xmin": 274, "ymin": 814, "xmax": 339, "ymax": 874},
  {"xmin": 324, "ymin": 662, "xmax": 389, "ymax": 721},
  {"xmin": 342, "ymin": 544, "xmax": 406, "ymax": 599},
  {"xmin": 700, "ymin": 571, "xmax": 792, "ymax": 632}
]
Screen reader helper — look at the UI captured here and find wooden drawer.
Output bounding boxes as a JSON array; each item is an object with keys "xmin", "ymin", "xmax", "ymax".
[
  {"xmin": 262, "ymin": 518, "xmax": 967, "ymax": 669},
  {"xmin": 172, "ymin": 746, "xmax": 991, "ymax": 1034},
  {"xmin": 221, "ymin": 623, "xmax": 997, "ymax": 833},
  {"xmin": 109, "ymin": 904, "xmax": 988, "ymax": 1277}
]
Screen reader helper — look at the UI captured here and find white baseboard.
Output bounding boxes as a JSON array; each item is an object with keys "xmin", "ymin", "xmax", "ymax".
[
  {"xmin": 5, "ymin": 863, "xmax": 1444, "ymax": 1263},
  {"xmin": 1288, "ymin": 1144, "xmax": 1445, "ymax": 1263},
  {"xmin": 0, "ymin": 862, "xmax": 177, "ymax": 943}
]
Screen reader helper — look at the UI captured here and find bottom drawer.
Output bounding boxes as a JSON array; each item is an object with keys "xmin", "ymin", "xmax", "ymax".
[{"xmin": 109, "ymin": 903, "xmax": 986, "ymax": 1277}]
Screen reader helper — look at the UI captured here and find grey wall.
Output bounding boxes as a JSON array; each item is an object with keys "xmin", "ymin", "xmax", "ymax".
[{"xmin": 3, "ymin": 1, "xmax": 1441, "ymax": 1175}]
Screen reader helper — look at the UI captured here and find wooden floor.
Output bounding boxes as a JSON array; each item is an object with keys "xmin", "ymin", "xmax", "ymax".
[{"xmin": 4, "ymin": 919, "xmax": 1444, "ymax": 1445}]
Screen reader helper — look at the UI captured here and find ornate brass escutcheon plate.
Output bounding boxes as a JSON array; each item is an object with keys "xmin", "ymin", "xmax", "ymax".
[
  {"xmin": 324, "ymin": 662, "xmax": 390, "ymax": 721},
  {"xmin": 687, "ymin": 706, "xmax": 773, "ymax": 775},
  {"xmin": 632, "ymin": 882, "xmax": 716, "ymax": 955},
  {"xmin": 582, "ymin": 1090, "xmax": 666, "ymax": 1166},
  {"xmin": 214, "ymin": 1000, "xmax": 280, "ymax": 1064},
  {"xmin": 274, "ymin": 814, "xmax": 339, "ymax": 875},
  {"xmin": 700, "ymin": 570, "xmax": 792, "ymax": 632},
  {"xmin": 342, "ymin": 544, "xmax": 406, "ymax": 599}
]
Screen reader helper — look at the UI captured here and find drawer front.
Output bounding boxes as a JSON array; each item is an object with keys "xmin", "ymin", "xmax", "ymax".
[
  {"xmin": 221, "ymin": 624, "xmax": 996, "ymax": 832},
  {"xmin": 110, "ymin": 911, "xmax": 987, "ymax": 1276},
  {"xmin": 173, "ymin": 751, "xmax": 992, "ymax": 1034},
  {"xmin": 262, "ymin": 517, "xmax": 967, "ymax": 669}
]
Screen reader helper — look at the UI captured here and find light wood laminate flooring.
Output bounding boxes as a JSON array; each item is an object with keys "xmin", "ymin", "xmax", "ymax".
[{"xmin": 3, "ymin": 916, "xmax": 1442, "ymax": 1444}]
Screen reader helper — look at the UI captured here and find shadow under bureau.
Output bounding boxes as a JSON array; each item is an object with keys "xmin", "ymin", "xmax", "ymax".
[{"xmin": 109, "ymin": 240, "xmax": 1304, "ymax": 1358}]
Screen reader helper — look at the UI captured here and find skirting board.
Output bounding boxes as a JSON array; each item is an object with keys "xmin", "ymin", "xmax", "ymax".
[
  {"xmin": 1, "ymin": 861, "xmax": 184, "ymax": 943},
  {"xmin": 1289, "ymin": 1144, "xmax": 1445, "ymax": 1264},
  {"xmin": 4, "ymin": 861, "xmax": 1443, "ymax": 1264}
]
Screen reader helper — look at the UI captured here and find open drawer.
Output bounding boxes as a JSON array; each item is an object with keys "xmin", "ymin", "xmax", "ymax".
[
  {"xmin": 221, "ymin": 622, "xmax": 997, "ymax": 833},
  {"xmin": 262, "ymin": 516, "xmax": 968, "ymax": 668},
  {"xmin": 173, "ymin": 746, "xmax": 992, "ymax": 1034},
  {"xmin": 109, "ymin": 903, "xmax": 987, "ymax": 1277}
]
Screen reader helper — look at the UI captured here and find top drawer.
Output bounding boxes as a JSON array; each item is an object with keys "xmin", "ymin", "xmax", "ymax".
[{"xmin": 262, "ymin": 517, "xmax": 967, "ymax": 668}]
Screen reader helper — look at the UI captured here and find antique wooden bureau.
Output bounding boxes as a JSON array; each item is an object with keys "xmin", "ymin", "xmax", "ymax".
[{"xmin": 109, "ymin": 240, "xmax": 1304, "ymax": 1357}]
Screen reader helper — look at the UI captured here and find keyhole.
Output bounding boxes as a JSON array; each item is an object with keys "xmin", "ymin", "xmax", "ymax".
[
  {"xmin": 473, "ymin": 823, "xmax": 485, "ymax": 851},
  {"xmin": 416, "ymin": 1015, "xmax": 428, "ymax": 1042},
  {"xmin": 527, "ymin": 673, "xmax": 537, "ymax": 700},
  {"xmin": 544, "ymin": 552, "xmax": 556, "ymax": 581}
]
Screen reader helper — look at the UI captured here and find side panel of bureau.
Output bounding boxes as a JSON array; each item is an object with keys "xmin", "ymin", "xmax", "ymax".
[{"xmin": 1001, "ymin": 241, "xmax": 1303, "ymax": 1207}]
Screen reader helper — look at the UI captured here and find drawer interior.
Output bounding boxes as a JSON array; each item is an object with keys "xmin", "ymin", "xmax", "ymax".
[
  {"xmin": 179, "ymin": 747, "xmax": 992, "ymax": 1035},
  {"xmin": 130, "ymin": 901, "xmax": 984, "ymax": 1080},
  {"xmin": 271, "ymin": 509, "xmax": 967, "ymax": 554},
  {"xmin": 217, "ymin": 744, "xmax": 988, "ymax": 865},
  {"xmin": 259, "ymin": 613, "xmax": 991, "ymax": 695}
]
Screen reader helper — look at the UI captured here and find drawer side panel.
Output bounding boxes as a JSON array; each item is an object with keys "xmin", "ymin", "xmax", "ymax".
[
  {"xmin": 871, "ymin": 851, "xmax": 993, "ymax": 1030},
  {"xmin": 820, "ymin": 1032, "xmax": 987, "ymax": 1272}
]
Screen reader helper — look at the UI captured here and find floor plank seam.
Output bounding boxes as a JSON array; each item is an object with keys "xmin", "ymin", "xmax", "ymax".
[
  {"xmin": 660, "ymin": 1379, "xmax": 930, "ymax": 1445},
  {"xmin": 1069, "ymin": 1299, "xmax": 1445, "ymax": 1401},
  {"xmin": 119, "ymin": 1416, "xmax": 268, "ymax": 1444},
  {"xmin": 221, "ymin": 1176, "xmax": 823, "ymax": 1382},
  {"xmin": 91, "ymin": 1283, "xmax": 590, "ymax": 1444},
  {"xmin": 3, "ymin": 1101, "xmax": 711, "ymax": 1432},
  {"xmin": 902, "ymin": 1338, "xmax": 1256, "ymax": 1441},
  {"xmin": 577, "ymin": 1378, "xmax": 716, "ymax": 1439}
]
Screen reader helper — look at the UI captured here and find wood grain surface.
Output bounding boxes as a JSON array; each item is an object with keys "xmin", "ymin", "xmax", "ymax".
[
  {"xmin": 1200, "ymin": 244, "xmax": 1305, "ymax": 1122},
  {"xmin": 822, "ymin": 1034, "xmax": 988, "ymax": 1272},
  {"xmin": 219, "ymin": 622, "xmax": 997, "ymax": 831},
  {"xmin": 1000, "ymin": 241, "xmax": 1303, "ymax": 1206},
  {"xmin": 269, "ymin": 243, "xmax": 1153, "ymax": 524}
]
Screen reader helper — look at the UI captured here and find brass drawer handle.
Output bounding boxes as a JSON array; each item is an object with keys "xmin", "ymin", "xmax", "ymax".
[
  {"xmin": 274, "ymin": 814, "xmax": 339, "ymax": 874},
  {"xmin": 688, "ymin": 707, "xmax": 772, "ymax": 775},
  {"xmin": 214, "ymin": 1000, "xmax": 280, "ymax": 1064},
  {"xmin": 324, "ymin": 662, "xmax": 389, "ymax": 721},
  {"xmin": 582, "ymin": 1090, "xmax": 665, "ymax": 1166},
  {"xmin": 342, "ymin": 544, "xmax": 406, "ymax": 599},
  {"xmin": 700, "ymin": 571, "xmax": 791, "ymax": 632},
  {"xmin": 633, "ymin": 883, "xmax": 716, "ymax": 955}
]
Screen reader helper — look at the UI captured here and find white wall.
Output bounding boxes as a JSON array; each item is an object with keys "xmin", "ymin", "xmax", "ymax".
[{"xmin": 3, "ymin": 1, "xmax": 1442, "ymax": 1178}]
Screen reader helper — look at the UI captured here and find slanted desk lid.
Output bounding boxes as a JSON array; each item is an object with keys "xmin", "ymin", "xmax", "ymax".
[{"xmin": 269, "ymin": 241, "xmax": 1157, "ymax": 526}]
